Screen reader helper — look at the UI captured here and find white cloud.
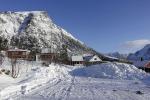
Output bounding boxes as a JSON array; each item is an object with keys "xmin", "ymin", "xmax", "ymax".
[{"xmin": 119, "ymin": 39, "xmax": 150, "ymax": 54}]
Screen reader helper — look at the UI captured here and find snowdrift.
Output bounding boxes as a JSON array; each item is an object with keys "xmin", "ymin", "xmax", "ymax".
[
  {"xmin": 0, "ymin": 62, "xmax": 149, "ymax": 99},
  {"xmin": 0, "ymin": 63, "xmax": 74, "ymax": 99},
  {"xmin": 70, "ymin": 62, "xmax": 148, "ymax": 80}
]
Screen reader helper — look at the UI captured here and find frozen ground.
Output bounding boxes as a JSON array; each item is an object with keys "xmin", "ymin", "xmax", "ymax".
[{"xmin": 0, "ymin": 60, "xmax": 150, "ymax": 100}]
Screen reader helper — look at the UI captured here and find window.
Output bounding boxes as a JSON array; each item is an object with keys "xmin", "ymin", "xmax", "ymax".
[{"xmin": 94, "ymin": 58, "xmax": 97, "ymax": 60}]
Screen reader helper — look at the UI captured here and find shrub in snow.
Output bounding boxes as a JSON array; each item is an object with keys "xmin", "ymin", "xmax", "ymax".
[
  {"xmin": 5, "ymin": 70, "xmax": 10, "ymax": 75},
  {"xmin": 1, "ymin": 69, "xmax": 5, "ymax": 72}
]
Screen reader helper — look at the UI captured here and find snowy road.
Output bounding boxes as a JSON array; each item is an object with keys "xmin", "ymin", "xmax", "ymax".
[{"xmin": 15, "ymin": 76, "xmax": 150, "ymax": 100}]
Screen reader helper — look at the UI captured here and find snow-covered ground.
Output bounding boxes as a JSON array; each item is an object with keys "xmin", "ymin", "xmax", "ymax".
[{"xmin": 0, "ymin": 60, "xmax": 150, "ymax": 100}]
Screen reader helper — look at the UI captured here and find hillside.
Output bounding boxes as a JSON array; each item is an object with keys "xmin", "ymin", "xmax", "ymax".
[
  {"xmin": 0, "ymin": 11, "xmax": 94, "ymax": 55},
  {"xmin": 128, "ymin": 44, "xmax": 150, "ymax": 61},
  {"xmin": 106, "ymin": 52, "xmax": 128, "ymax": 59}
]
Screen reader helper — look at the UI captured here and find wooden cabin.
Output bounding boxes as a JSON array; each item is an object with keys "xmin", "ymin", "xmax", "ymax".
[
  {"xmin": 40, "ymin": 53, "xmax": 57, "ymax": 61},
  {"xmin": 6, "ymin": 49, "xmax": 30, "ymax": 59},
  {"xmin": 40, "ymin": 48, "xmax": 57, "ymax": 62},
  {"xmin": 71, "ymin": 55, "xmax": 85, "ymax": 66},
  {"xmin": 138, "ymin": 61, "xmax": 150, "ymax": 73},
  {"xmin": 144, "ymin": 61, "xmax": 150, "ymax": 68}
]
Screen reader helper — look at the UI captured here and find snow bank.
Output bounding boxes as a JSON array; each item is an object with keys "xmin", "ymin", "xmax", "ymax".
[
  {"xmin": 83, "ymin": 62, "xmax": 148, "ymax": 80},
  {"xmin": 0, "ymin": 63, "xmax": 74, "ymax": 99}
]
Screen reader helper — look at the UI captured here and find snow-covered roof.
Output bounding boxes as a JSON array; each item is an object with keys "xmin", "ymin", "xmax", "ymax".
[
  {"xmin": 104, "ymin": 55, "xmax": 118, "ymax": 60},
  {"xmin": 83, "ymin": 56, "xmax": 93, "ymax": 61},
  {"xmin": 41, "ymin": 48, "xmax": 56, "ymax": 53},
  {"xmin": 72, "ymin": 55, "xmax": 84, "ymax": 61},
  {"xmin": 89, "ymin": 55, "xmax": 102, "ymax": 62},
  {"xmin": 84, "ymin": 55, "xmax": 102, "ymax": 62},
  {"xmin": 7, "ymin": 49, "xmax": 30, "ymax": 52},
  {"xmin": 82, "ymin": 53, "xmax": 93, "ymax": 57},
  {"xmin": 41, "ymin": 48, "xmax": 51, "ymax": 53}
]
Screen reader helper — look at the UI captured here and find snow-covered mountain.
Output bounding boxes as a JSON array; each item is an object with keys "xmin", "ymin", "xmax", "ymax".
[
  {"xmin": 106, "ymin": 52, "xmax": 128, "ymax": 59},
  {"xmin": 128, "ymin": 44, "xmax": 150, "ymax": 60},
  {"xmin": 0, "ymin": 11, "xmax": 93, "ymax": 54}
]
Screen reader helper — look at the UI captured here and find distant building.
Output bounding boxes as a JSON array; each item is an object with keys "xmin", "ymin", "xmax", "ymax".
[
  {"xmin": 144, "ymin": 61, "xmax": 150, "ymax": 68},
  {"xmin": 103, "ymin": 55, "xmax": 119, "ymax": 62},
  {"xmin": 84, "ymin": 55, "xmax": 102, "ymax": 62},
  {"xmin": 71, "ymin": 55, "xmax": 85, "ymax": 66},
  {"xmin": 6, "ymin": 49, "xmax": 30, "ymax": 59},
  {"xmin": 71, "ymin": 54, "xmax": 102, "ymax": 66},
  {"xmin": 40, "ymin": 48, "xmax": 57, "ymax": 62}
]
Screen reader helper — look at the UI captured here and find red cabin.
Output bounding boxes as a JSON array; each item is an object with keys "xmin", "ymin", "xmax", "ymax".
[
  {"xmin": 6, "ymin": 49, "xmax": 30, "ymax": 59},
  {"xmin": 144, "ymin": 61, "xmax": 150, "ymax": 68}
]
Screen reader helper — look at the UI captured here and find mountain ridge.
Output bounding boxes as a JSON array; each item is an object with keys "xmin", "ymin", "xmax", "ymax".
[
  {"xmin": 0, "ymin": 11, "xmax": 99, "ymax": 57},
  {"xmin": 128, "ymin": 44, "xmax": 150, "ymax": 60}
]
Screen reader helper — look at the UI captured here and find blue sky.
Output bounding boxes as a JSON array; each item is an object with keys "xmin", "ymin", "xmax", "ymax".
[{"xmin": 0, "ymin": 0, "xmax": 150, "ymax": 54}]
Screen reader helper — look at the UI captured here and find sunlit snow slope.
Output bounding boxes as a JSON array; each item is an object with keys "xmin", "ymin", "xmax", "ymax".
[{"xmin": 0, "ymin": 11, "xmax": 92, "ymax": 54}]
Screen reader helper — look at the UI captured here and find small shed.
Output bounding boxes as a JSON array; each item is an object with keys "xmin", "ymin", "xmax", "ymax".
[
  {"xmin": 6, "ymin": 49, "xmax": 30, "ymax": 59},
  {"xmin": 144, "ymin": 61, "xmax": 150, "ymax": 68},
  {"xmin": 40, "ymin": 53, "xmax": 57, "ymax": 61},
  {"xmin": 71, "ymin": 55, "xmax": 84, "ymax": 65},
  {"xmin": 40, "ymin": 48, "xmax": 57, "ymax": 62}
]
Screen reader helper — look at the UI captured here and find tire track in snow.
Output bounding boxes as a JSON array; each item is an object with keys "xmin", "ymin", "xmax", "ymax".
[
  {"xmin": 30, "ymin": 75, "xmax": 75, "ymax": 100},
  {"xmin": 61, "ymin": 76, "xmax": 75, "ymax": 100},
  {"xmin": 44, "ymin": 80, "xmax": 71, "ymax": 100},
  {"xmin": 14, "ymin": 78, "xmax": 62, "ymax": 100},
  {"xmin": 20, "ymin": 77, "xmax": 74, "ymax": 100},
  {"xmin": 44, "ymin": 76, "xmax": 75, "ymax": 100}
]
